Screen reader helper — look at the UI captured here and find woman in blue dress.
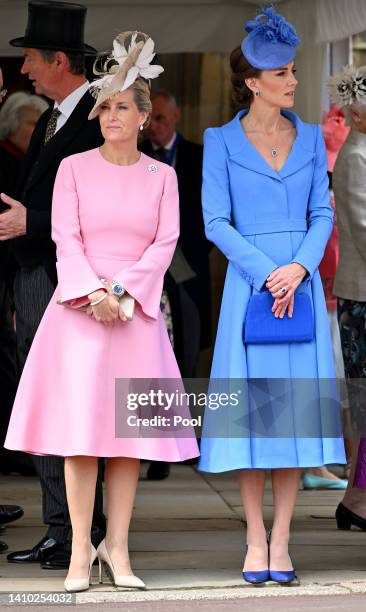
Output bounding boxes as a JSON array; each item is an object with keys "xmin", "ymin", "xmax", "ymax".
[{"xmin": 198, "ymin": 7, "xmax": 346, "ymax": 585}]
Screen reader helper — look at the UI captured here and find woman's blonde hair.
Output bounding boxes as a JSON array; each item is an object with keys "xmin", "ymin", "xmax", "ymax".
[{"xmin": 130, "ymin": 77, "xmax": 152, "ymax": 129}]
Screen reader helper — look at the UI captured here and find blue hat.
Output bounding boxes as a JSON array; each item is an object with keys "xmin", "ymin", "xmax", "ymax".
[{"xmin": 241, "ymin": 6, "xmax": 300, "ymax": 70}]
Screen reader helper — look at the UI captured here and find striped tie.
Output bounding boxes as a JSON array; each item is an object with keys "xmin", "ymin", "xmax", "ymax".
[{"xmin": 44, "ymin": 108, "xmax": 61, "ymax": 144}]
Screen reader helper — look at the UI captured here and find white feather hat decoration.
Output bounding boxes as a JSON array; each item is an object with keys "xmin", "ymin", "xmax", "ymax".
[{"xmin": 88, "ymin": 31, "xmax": 164, "ymax": 119}]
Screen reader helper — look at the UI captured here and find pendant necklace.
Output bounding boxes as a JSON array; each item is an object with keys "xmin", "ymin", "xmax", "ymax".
[
  {"xmin": 244, "ymin": 116, "xmax": 281, "ymax": 158},
  {"xmin": 270, "ymin": 134, "xmax": 280, "ymax": 158}
]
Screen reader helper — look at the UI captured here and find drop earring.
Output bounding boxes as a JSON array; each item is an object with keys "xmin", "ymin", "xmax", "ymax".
[
  {"xmin": 255, "ymin": 90, "xmax": 260, "ymax": 97},
  {"xmin": 139, "ymin": 124, "xmax": 144, "ymax": 131}
]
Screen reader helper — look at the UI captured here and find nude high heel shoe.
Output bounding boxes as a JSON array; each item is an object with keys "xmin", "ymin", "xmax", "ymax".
[
  {"xmin": 97, "ymin": 539, "xmax": 146, "ymax": 589},
  {"xmin": 64, "ymin": 544, "xmax": 97, "ymax": 593}
]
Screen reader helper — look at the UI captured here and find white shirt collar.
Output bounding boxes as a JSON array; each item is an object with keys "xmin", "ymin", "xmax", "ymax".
[
  {"xmin": 152, "ymin": 131, "xmax": 177, "ymax": 151},
  {"xmin": 54, "ymin": 81, "xmax": 90, "ymax": 120}
]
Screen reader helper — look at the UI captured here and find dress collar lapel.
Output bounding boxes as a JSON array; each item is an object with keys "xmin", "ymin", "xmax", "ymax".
[{"xmin": 221, "ymin": 109, "xmax": 315, "ymax": 181}]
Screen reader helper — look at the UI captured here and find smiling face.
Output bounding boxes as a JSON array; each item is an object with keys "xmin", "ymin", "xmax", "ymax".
[
  {"xmin": 246, "ymin": 61, "xmax": 298, "ymax": 109},
  {"xmin": 98, "ymin": 88, "xmax": 148, "ymax": 145}
]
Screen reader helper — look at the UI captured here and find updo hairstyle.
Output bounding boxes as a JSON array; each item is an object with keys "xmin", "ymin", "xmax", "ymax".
[{"xmin": 230, "ymin": 46, "xmax": 262, "ymax": 109}]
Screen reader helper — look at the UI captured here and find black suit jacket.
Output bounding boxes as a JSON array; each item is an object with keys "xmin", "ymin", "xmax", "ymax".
[
  {"xmin": 0, "ymin": 144, "xmax": 23, "ymax": 281},
  {"xmin": 0, "ymin": 168, "xmax": 8, "ymax": 281},
  {"xmin": 140, "ymin": 136, "xmax": 212, "ymax": 349},
  {"xmin": 0, "ymin": 165, "xmax": 5, "ymax": 279},
  {"xmin": 0, "ymin": 165, "xmax": 17, "ymax": 283},
  {"xmin": 11, "ymin": 91, "xmax": 103, "ymax": 286}
]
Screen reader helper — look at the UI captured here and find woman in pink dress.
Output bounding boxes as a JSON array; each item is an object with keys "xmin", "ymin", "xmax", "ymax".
[{"xmin": 5, "ymin": 31, "xmax": 199, "ymax": 592}]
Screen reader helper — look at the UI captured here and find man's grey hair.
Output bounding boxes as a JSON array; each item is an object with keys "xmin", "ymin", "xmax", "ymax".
[
  {"xmin": 0, "ymin": 92, "xmax": 48, "ymax": 140},
  {"xmin": 151, "ymin": 89, "xmax": 178, "ymax": 107}
]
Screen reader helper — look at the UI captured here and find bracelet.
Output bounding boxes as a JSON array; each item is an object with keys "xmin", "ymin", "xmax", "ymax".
[{"xmin": 90, "ymin": 292, "xmax": 108, "ymax": 307}]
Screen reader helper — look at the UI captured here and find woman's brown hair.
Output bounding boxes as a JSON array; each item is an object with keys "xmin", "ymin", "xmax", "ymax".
[{"xmin": 230, "ymin": 46, "xmax": 262, "ymax": 109}]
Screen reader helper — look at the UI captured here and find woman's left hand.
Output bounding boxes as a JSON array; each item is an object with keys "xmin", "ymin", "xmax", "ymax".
[{"xmin": 266, "ymin": 263, "xmax": 307, "ymax": 306}]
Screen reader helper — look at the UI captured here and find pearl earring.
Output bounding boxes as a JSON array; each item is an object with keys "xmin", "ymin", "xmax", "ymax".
[{"xmin": 139, "ymin": 125, "xmax": 144, "ymax": 131}]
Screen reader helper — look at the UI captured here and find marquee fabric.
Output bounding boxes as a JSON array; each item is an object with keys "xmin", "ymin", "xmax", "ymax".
[{"xmin": 0, "ymin": 0, "xmax": 365, "ymax": 56}]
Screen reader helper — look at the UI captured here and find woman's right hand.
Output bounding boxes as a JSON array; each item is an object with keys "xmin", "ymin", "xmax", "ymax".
[
  {"xmin": 272, "ymin": 292, "xmax": 295, "ymax": 319},
  {"xmin": 87, "ymin": 290, "xmax": 119, "ymax": 324}
]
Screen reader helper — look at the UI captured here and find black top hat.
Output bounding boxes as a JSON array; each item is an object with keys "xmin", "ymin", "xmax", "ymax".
[{"xmin": 9, "ymin": 1, "xmax": 97, "ymax": 55}]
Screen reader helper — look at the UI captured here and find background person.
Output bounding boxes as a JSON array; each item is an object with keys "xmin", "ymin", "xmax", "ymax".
[
  {"xmin": 330, "ymin": 65, "xmax": 366, "ymax": 527},
  {"xmin": 302, "ymin": 106, "xmax": 350, "ymax": 490},
  {"xmin": 141, "ymin": 89, "xmax": 212, "ymax": 481},
  {"xmin": 0, "ymin": 90, "xmax": 48, "ymax": 477},
  {"xmin": 0, "ymin": 67, "xmax": 24, "ymax": 554},
  {"xmin": 0, "ymin": 92, "xmax": 48, "ymax": 194},
  {"xmin": 141, "ymin": 90, "xmax": 212, "ymax": 370}
]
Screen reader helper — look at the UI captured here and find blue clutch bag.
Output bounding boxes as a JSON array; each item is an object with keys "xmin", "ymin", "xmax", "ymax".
[{"xmin": 243, "ymin": 290, "xmax": 314, "ymax": 344}]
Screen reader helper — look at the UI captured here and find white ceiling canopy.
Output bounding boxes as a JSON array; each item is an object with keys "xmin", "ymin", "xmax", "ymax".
[{"xmin": 0, "ymin": 0, "xmax": 365, "ymax": 56}]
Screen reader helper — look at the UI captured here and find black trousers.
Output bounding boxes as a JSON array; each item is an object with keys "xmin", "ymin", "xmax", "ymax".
[
  {"xmin": 0, "ymin": 278, "xmax": 18, "ymax": 448},
  {"xmin": 164, "ymin": 274, "xmax": 201, "ymax": 377},
  {"xmin": 14, "ymin": 265, "xmax": 106, "ymax": 545}
]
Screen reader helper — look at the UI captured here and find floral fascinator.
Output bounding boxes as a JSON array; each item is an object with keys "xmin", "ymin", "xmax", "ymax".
[
  {"xmin": 242, "ymin": 5, "xmax": 300, "ymax": 70},
  {"xmin": 88, "ymin": 31, "xmax": 164, "ymax": 119},
  {"xmin": 328, "ymin": 65, "xmax": 366, "ymax": 108}
]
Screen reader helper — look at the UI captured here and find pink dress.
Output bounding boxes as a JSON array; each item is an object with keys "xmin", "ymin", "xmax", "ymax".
[{"xmin": 5, "ymin": 149, "xmax": 200, "ymax": 460}]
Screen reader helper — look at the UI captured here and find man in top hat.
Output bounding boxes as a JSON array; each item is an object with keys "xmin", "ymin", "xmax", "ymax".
[{"xmin": 0, "ymin": 0, "xmax": 106, "ymax": 569}]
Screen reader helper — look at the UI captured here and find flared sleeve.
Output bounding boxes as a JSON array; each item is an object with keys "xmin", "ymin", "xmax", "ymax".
[
  {"xmin": 291, "ymin": 125, "xmax": 333, "ymax": 278},
  {"xmin": 51, "ymin": 157, "xmax": 105, "ymax": 306},
  {"xmin": 113, "ymin": 165, "xmax": 179, "ymax": 320},
  {"xmin": 202, "ymin": 128, "xmax": 278, "ymax": 291}
]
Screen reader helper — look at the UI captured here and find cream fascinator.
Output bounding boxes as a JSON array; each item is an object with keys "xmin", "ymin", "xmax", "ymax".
[
  {"xmin": 88, "ymin": 31, "xmax": 164, "ymax": 119},
  {"xmin": 328, "ymin": 65, "xmax": 366, "ymax": 108}
]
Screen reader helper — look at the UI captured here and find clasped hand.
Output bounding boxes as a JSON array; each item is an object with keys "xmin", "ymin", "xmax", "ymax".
[
  {"xmin": 87, "ymin": 281, "xmax": 128, "ymax": 324},
  {"xmin": 265, "ymin": 263, "xmax": 307, "ymax": 319},
  {"xmin": 0, "ymin": 193, "xmax": 27, "ymax": 240}
]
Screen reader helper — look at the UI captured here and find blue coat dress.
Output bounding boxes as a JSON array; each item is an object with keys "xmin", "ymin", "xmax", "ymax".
[{"xmin": 198, "ymin": 109, "xmax": 346, "ymax": 472}]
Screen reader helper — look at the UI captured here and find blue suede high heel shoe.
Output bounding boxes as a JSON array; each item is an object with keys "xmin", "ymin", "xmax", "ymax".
[
  {"xmin": 267, "ymin": 530, "xmax": 298, "ymax": 585},
  {"xmin": 242, "ymin": 544, "xmax": 270, "ymax": 585}
]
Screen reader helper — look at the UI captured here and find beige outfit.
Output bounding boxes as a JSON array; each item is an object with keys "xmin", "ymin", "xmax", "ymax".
[{"xmin": 333, "ymin": 129, "xmax": 366, "ymax": 301}]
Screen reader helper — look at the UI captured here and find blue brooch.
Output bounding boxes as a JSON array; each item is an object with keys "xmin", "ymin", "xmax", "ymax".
[{"xmin": 242, "ymin": 6, "xmax": 300, "ymax": 70}]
